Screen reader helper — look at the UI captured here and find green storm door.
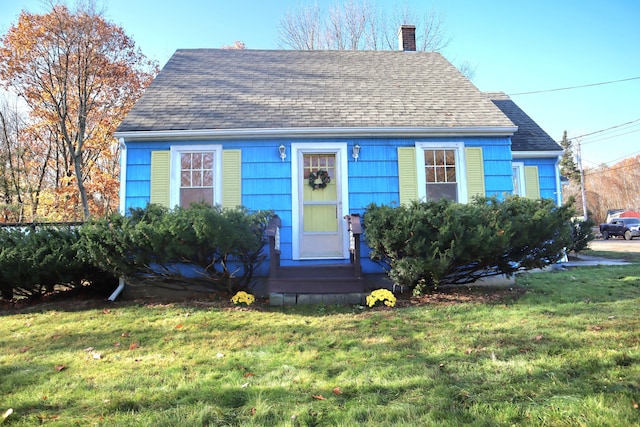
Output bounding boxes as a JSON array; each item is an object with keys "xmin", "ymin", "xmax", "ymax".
[{"xmin": 299, "ymin": 152, "xmax": 343, "ymax": 259}]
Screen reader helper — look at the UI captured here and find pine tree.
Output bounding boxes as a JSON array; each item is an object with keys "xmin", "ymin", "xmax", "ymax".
[{"xmin": 559, "ymin": 131, "xmax": 581, "ymax": 184}]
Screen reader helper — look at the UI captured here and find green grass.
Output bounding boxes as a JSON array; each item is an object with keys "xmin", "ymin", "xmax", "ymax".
[{"xmin": 2, "ymin": 265, "xmax": 640, "ymax": 426}]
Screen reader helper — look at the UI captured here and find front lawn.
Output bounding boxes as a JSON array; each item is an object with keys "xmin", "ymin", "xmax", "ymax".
[{"xmin": 1, "ymin": 265, "xmax": 639, "ymax": 426}]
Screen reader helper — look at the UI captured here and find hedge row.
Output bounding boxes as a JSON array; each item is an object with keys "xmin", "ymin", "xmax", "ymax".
[
  {"xmin": 0, "ymin": 225, "xmax": 116, "ymax": 300},
  {"xmin": 2, "ymin": 197, "xmax": 590, "ymax": 301},
  {"xmin": 363, "ymin": 196, "xmax": 584, "ymax": 295},
  {"xmin": 0, "ymin": 204, "xmax": 273, "ymax": 301}
]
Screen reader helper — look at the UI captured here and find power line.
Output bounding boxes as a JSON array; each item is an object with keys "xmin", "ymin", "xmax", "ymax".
[
  {"xmin": 583, "ymin": 149, "xmax": 640, "ymax": 168},
  {"xmin": 584, "ymin": 156, "xmax": 640, "ymax": 176},
  {"xmin": 509, "ymin": 76, "xmax": 640, "ymax": 96},
  {"xmin": 562, "ymin": 117, "xmax": 640, "ymax": 143},
  {"xmin": 581, "ymin": 128, "xmax": 640, "ymax": 145}
]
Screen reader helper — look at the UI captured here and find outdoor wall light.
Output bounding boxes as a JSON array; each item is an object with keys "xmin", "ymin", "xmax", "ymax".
[
  {"xmin": 279, "ymin": 144, "xmax": 286, "ymax": 161},
  {"xmin": 352, "ymin": 144, "xmax": 361, "ymax": 161}
]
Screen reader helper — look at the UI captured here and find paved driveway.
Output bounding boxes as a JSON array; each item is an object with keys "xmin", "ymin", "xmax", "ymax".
[{"xmin": 589, "ymin": 238, "xmax": 640, "ymax": 253}]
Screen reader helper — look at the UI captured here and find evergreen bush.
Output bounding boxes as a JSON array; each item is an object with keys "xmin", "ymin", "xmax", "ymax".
[
  {"xmin": 363, "ymin": 196, "xmax": 574, "ymax": 295},
  {"xmin": 0, "ymin": 225, "xmax": 115, "ymax": 300},
  {"xmin": 567, "ymin": 216, "xmax": 596, "ymax": 254},
  {"xmin": 78, "ymin": 204, "xmax": 273, "ymax": 293}
]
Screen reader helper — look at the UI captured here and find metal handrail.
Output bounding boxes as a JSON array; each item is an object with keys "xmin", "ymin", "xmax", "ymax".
[
  {"xmin": 266, "ymin": 215, "xmax": 281, "ymax": 278},
  {"xmin": 344, "ymin": 213, "xmax": 362, "ymax": 276}
]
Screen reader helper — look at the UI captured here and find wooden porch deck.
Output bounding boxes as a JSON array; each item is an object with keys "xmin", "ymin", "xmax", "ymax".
[{"xmin": 265, "ymin": 214, "xmax": 365, "ymax": 302}]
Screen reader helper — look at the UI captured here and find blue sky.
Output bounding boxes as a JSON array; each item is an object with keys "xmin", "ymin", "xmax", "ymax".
[{"xmin": 2, "ymin": 0, "xmax": 639, "ymax": 167}]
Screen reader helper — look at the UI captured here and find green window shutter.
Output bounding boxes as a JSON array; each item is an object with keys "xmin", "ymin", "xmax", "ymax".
[
  {"xmin": 524, "ymin": 166, "xmax": 541, "ymax": 199},
  {"xmin": 465, "ymin": 147, "xmax": 485, "ymax": 200},
  {"xmin": 150, "ymin": 151, "xmax": 170, "ymax": 208},
  {"xmin": 398, "ymin": 147, "xmax": 418, "ymax": 205},
  {"xmin": 222, "ymin": 149, "xmax": 242, "ymax": 208}
]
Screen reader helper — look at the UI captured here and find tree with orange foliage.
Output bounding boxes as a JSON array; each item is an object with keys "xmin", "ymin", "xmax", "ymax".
[
  {"xmin": 0, "ymin": 2, "xmax": 157, "ymax": 220},
  {"xmin": 0, "ymin": 99, "xmax": 58, "ymax": 222}
]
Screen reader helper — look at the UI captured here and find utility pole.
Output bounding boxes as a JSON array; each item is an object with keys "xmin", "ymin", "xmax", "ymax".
[{"xmin": 576, "ymin": 138, "xmax": 588, "ymax": 220}]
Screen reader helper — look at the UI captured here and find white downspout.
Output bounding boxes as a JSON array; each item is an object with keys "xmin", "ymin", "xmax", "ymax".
[
  {"xmin": 554, "ymin": 155, "xmax": 563, "ymax": 206},
  {"xmin": 111, "ymin": 138, "xmax": 128, "ymax": 301},
  {"xmin": 556, "ymin": 154, "xmax": 568, "ymax": 263},
  {"xmin": 108, "ymin": 277, "xmax": 126, "ymax": 302},
  {"xmin": 118, "ymin": 138, "xmax": 127, "ymax": 215}
]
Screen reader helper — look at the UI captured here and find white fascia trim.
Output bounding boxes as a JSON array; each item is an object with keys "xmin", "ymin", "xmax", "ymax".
[
  {"xmin": 114, "ymin": 126, "xmax": 518, "ymax": 141},
  {"xmin": 512, "ymin": 150, "xmax": 563, "ymax": 159}
]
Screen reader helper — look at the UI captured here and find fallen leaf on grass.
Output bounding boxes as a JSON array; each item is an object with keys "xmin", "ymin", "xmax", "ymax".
[
  {"xmin": 633, "ymin": 401, "xmax": 638, "ymax": 409},
  {"xmin": 19, "ymin": 346, "xmax": 30, "ymax": 353},
  {"xmin": 215, "ymin": 353, "xmax": 225, "ymax": 358},
  {"xmin": 175, "ymin": 324, "xmax": 183, "ymax": 329},
  {"xmin": 129, "ymin": 343, "xmax": 139, "ymax": 350},
  {"xmin": 332, "ymin": 387, "xmax": 342, "ymax": 395},
  {"xmin": 249, "ymin": 407, "xmax": 256, "ymax": 415},
  {"xmin": 121, "ymin": 332, "xmax": 130, "ymax": 337},
  {"xmin": 2, "ymin": 408, "xmax": 13, "ymax": 421},
  {"xmin": 54, "ymin": 364, "xmax": 66, "ymax": 372},
  {"xmin": 312, "ymin": 394, "xmax": 326, "ymax": 400},
  {"xmin": 92, "ymin": 353, "xmax": 102, "ymax": 360},
  {"xmin": 102, "ymin": 308, "xmax": 111, "ymax": 314},
  {"xmin": 241, "ymin": 383, "xmax": 250, "ymax": 388},
  {"xmin": 590, "ymin": 325, "xmax": 603, "ymax": 331},
  {"xmin": 534, "ymin": 334, "xmax": 544, "ymax": 341},
  {"xmin": 244, "ymin": 372, "xmax": 256, "ymax": 378}
]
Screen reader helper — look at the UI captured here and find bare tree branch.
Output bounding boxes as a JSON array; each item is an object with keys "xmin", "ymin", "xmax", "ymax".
[{"xmin": 278, "ymin": 1, "xmax": 451, "ymax": 53}]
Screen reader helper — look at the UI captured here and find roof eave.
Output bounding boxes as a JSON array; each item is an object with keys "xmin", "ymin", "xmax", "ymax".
[
  {"xmin": 512, "ymin": 150, "xmax": 563, "ymax": 158},
  {"xmin": 115, "ymin": 126, "xmax": 518, "ymax": 142}
]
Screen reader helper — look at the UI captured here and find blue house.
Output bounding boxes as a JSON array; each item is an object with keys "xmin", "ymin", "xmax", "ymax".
[{"xmin": 115, "ymin": 26, "xmax": 563, "ymax": 297}]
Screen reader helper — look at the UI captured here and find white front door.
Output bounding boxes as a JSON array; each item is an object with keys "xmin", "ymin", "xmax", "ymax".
[{"xmin": 292, "ymin": 144, "xmax": 349, "ymax": 260}]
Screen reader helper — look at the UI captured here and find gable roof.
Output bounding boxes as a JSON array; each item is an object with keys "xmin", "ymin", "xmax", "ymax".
[
  {"xmin": 487, "ymin": 92, "xmax": 562, "ymax": 152},
  {"xmin": 116, "ymin": 49, "xmax": 516, "ymax": 137}
]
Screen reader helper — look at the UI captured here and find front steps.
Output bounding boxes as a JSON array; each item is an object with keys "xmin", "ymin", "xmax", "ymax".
[{"xmin": 269, "ymin": 292, "xmax": 366, "ymax": 306}]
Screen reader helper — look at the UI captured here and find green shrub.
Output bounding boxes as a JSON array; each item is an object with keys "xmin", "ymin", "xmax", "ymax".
[
  {"xmin": 0, "ymin": 225, "xmax": 115, "ymax": 300},
  {"xmin": 363, "ymin": 196, "xmax": 573, "ymax": 295},
  {"xmin": 567, "ymin": 216, "xmax": 596, "ymax": 254},
  {"xmin": 78, "ymin": 204, "xmax": 273, "ymax": 293}
]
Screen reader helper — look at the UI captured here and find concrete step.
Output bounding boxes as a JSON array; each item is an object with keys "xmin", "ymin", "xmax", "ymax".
[{"xmin": 269, "ymin": 292, "xmax": 367, "ymax": 306}]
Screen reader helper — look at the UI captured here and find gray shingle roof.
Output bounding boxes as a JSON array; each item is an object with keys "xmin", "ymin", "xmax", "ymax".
[
  {"xmin": 487, "ymin": 92, "xmax": 562, "ymax": 152},
  {"xmin": 117, "ymin": 49, "xmax": 515, "ymax": 133}
]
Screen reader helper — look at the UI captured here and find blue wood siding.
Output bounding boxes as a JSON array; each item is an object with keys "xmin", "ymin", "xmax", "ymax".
[
  {"xmin": 520, "ymin": 157, "xmax": 560, "ymax": 201},
  {"xmin": 124, "ymin": 136, "xmax": 514, "ymax": 274}
]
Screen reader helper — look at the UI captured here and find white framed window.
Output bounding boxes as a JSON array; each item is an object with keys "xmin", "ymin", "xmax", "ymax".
[
  {"xmin": 416, "ymin": 142, "xmax": 468, "ymax": 203},
  {"xmin": 170, "ymin": 145, "xmax": 222, "ymax": 207},
  {"xmin": 512, "ymin": 162, "xmax": 525, "ymax": 196}
]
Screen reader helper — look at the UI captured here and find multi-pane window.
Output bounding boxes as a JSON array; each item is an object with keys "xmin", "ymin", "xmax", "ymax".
[
  {"xmin": 424, "ymin": 149, "xmax": 457, "ymax": 201},
  {"xmin": 179, "ymin": 152, "xmax": 215, "ymax": 207},
  {"xmin": 303, "ymin": 154, "xmax": 335, "ymax": 181}
]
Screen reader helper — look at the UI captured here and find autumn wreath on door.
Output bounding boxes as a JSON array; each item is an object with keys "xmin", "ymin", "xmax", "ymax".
[{"xmin": 308, "ymin": 170, "xmax": 331, "ymax": 190}]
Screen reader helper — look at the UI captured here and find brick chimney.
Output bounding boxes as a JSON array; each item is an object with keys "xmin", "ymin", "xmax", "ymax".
[{"xmin": 398, "ymin": 25, "xmax": 416, "ymax": 51}]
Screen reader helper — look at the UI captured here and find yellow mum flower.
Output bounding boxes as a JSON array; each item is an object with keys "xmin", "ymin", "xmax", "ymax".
[
  {"xmin": 231, "ymin": 291, "xmax": 255, "ymax": 306},
  {"xmin": 366, "ymin": 289, "xmax": 396, "ymax": 307}
]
